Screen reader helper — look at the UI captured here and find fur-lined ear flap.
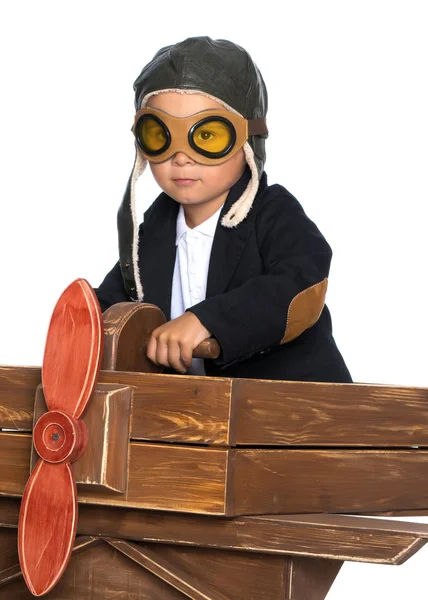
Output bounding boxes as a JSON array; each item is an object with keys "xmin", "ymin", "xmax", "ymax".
[
  {"xmin": 117, "ymin": 150, "xmax": 147, "ymax": 302},
  {"xmin": 221, "ymin": 143, "xmax": 260, "ymax": 228}
]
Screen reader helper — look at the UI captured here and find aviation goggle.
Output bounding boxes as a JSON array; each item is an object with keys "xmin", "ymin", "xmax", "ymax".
[{"xmin": 132, "ymin": 107, "xmax": 268, "ymax": 165}]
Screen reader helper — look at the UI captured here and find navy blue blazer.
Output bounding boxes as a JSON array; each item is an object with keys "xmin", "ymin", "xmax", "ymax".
[{"xmin": 96, "ymin": 170, "xmax": 352, "ymax": 383}]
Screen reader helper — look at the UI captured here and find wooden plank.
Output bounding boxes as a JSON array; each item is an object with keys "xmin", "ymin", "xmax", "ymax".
[
  {"xmin": 363, "ymin": 509, "xmax": 428, "ymax": 517},
  {"xmin": 0, "ymin": 497, "xmax": 19, "ymax": 526},
  {"xmin": 107, "ymin": 540, "xmax": 218, "ymax": 600},
  {"xmin": 282, "ymin": 556, "xmax": 343, "ymax": 600},
  {"xmin": 0, "ymin": 433, "xmax": 32, "ymax": 495},
  {"xmin": 0, "ymin": 529, "xmax": 18, "ymax": 572},
  {"xmin": 0, "ymin": 536, "xmax": 99, "ymax": 588},
  {"xmin": 0, "ymin": 539, "xmax": 188, "ymax": 600},
  {"xmin": 1, "ymin": 497, "xmax": 428, "ymax": 564},
  {"xmin": 6, "ymin": 499, "xmax": 428, "ymax": 565},
  {"xmin": 126, "ymin": 373, "xmax": 232, "ymax": 445},
  {"xmin": 232, "ymin": 448, "xmax": 428, "ymax": 515},
  {"xmin": 117, "ymin": 443, "xmax": 228, "ymax": 514},
  {"xmin": 0, "ymin": 367, "xmax": 40, "ymax": 430},
  {"xmin": 78, "ymin": 513, "xmax": 428, "ymax": 564},
  {"xmin": 0, "ymin": 563, "xmax": 21, "ymax": 589},
  {"xmin": 3, "ymin": 366, "xmax": 428, "ymax": 447},
  {"xmin": 232, "ymin": 378, "xmax": 428, "ymax": 446},
  {"xmin": 4, "ymin": 432, "xmax": 428, "ymax": 516},
  {"xmin": 4, "ymin": 366, "xmax": 428, "ymax": 448},
  {"xmin": 2, "ymin": 535, "xmax": 342, "ymax": 600},
  {"xmin": 109, "ymin": 539, "xmax": 291, "ymax": 600},
  {"xmin": 0, "ymin": 367, "xmax": 233, "ymax": 446},
  {"xmin": 0, "ymin": 433, "xmax": 229, "ymax": 514}
]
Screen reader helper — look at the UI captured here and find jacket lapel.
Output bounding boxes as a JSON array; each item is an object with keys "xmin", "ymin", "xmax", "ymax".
[
  {"xmin": 139, "ymin": 169, "xmax": 268, "ymax": 314},
  {"xmin": 207, "ymin": 170, "xmax": 267, "ymax": 298},
  {"xmin": 139, "ymin": 194, "xmax": 178, "ymax": 320}
]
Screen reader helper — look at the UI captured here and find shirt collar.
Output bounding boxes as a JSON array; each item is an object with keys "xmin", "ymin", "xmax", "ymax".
[{"xmin": 175, "ymin": 203, "xmax": 224, "ymax": 245}]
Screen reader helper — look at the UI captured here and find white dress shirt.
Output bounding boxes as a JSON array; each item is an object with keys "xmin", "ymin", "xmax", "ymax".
[{"xmin": 170, "ymin": 203, "xmax": 223, "ymax": 375}]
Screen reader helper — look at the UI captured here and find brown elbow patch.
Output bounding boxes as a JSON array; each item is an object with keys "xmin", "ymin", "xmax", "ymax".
[{"xmin": 281, "ymin": 278, "xmax": 328, "ymax": 344}]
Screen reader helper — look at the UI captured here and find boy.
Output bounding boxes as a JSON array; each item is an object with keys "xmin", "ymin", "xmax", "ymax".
[{"xmin": 95, "ymin": 36, "xmax": 352, "ymax": 383}]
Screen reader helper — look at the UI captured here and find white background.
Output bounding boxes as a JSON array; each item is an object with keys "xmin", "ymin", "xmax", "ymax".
[{"xmin": 0, "ymin": 1, "xmax": 427, "ymax": 597}]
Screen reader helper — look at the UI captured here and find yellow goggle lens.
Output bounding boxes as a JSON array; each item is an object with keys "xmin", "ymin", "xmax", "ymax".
[
  {"xmin": 191, "ymin": 120, "xmax": 233, "ymax": 154},
  {"xmin": 139, "ymin": 117, "xmax": 168, "ymax": 152}
]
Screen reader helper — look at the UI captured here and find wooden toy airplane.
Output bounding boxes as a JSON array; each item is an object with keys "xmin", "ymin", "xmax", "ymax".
[{"xmin": 1, "ymin": 279, "xmax": 428, "ymax": 599}]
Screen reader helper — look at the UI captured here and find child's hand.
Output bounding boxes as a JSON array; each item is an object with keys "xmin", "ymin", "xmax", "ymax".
[{"xmin": 147, "ymin": 312, "xmax": 212, "ymax": 374}]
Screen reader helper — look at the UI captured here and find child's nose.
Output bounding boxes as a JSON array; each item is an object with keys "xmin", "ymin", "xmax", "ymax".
[{"xmin": 172, "ymin": 151, "xmax": 195, "ymax": 166}]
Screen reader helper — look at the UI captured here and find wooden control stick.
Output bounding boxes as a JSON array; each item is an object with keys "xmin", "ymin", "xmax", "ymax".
[{"xmin": 102, "ymin": 302, "xmax": 220, "ymax": 373}]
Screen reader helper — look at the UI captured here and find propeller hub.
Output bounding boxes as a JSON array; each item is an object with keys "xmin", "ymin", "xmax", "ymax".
[{"xmin": 33, "ymin": 410, "xmax": 88, "ymax": 464}]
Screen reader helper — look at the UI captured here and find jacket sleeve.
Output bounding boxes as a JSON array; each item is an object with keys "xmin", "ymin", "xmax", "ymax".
[
  {"xmin": 94, "ymin": 261, "xmax": 130, "ymax": 312},
  {"xmin": 94, "ymin": 215, "xmax": 149, "ymax": 312},
  {"xmin": 188, "ymin": 188, "xmax": 332, "ymax": 367}
]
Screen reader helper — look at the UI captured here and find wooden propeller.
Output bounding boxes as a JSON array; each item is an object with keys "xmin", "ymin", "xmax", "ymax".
[
  {"xmin": 18, "ymin": 279, "xmax": 103, "ymax": 596},
  {"xmin": 18, "ymin": 285, "xmax": 219, "ymax": 596}
]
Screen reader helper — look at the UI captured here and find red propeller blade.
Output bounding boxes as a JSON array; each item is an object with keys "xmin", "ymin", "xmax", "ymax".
[
  {"xmin": 18, "ymin": 460, "xmax": 77, "ymax": 596},
  {"xmin": 42, "ymin": 278, "xmax": 103, "ymax": 418},
  {"xmin": 18, "ymin": 279, "xmax": 103, "ymax": 596}
]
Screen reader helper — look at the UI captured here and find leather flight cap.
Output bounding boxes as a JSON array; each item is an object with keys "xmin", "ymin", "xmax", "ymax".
[{"xmin": 133, "ymin": 37, "xmax": 268, "ymax": 175}]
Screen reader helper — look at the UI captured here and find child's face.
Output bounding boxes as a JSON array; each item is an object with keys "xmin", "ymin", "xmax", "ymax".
[{"xmin": 144, "ymin": 92, "xmax": 246, "ymax": 214}]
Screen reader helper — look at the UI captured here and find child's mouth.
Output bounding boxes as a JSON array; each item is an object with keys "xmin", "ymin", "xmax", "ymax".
[{"xmin": 173, "ymin": 178, "xmax": 198, "ymax": 186}]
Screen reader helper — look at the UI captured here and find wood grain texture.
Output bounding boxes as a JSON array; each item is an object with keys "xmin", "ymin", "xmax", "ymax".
[
  {"xmin": 0, "ymin": 562, "xmax": 21, "ymax": 589},
  {"xmin": 128, "ymin": 375, "xmax": 233, "ymax": 445},
  {"xmin": 32, "ymin": 383, "xmax": 132, "ymax": 493},
  {"xmin": 0, "ymin": 433, "xmax": 32, "ymax": 495},
  {"xmin": 102, "ymin": 302, "xmax": 166, "ymax": 373},
  {"xmin": 5, "ymin": 432, "xmax": 428, "ymax": 516},
  {"xmin": 0, "ymin": 497, "xmax": 20, "ymax": 526},
  {"xmin": 111, "ymin": 443, "xmax": 229, "ymax": 513},
  {"xmin": 2, "ymin": 533, "xmax": 344, "ymax": 600},
  {"xmin": 0, "ymin": 367, "xmax": 41, "ymax": 430},
  {"xmin": 42, "ymin": 278, "xmax": 103, "ymax": 419},
  {"xmin": 0, "ymin": 367, "xmax": 233, "ymax": 446},
  {"xmin": 232, "ymin": 448, "xmax": 428, "ymax": 515},
  {"xmin": 192, "ymin": 338, "xmax": 220, "ymax": 360},
  {"xmin": 0, "ymin": 528, "xmax": 19, "ymax": 572},
  {"xmin": 232, "ymin": 378, "xmax": 428, "ymax": 446},
  {"xmin": 4, "ymin": 366, "xmax": 428, "ymax": 448},
  {"xmin": 283, "ymin": 555, "xmax": 343, "ymax": 600},
  {"xmin": 0, "ymin": 536, "xmax": 98, "ymax": 590},
  {"xmin": 18, "ymin": 461, "xmax": 78, "ymax": 596},
  {"xmin": 108, "ymin": 539, "xmax": 292, "ymax": 600},
  {"xmin": 0, "ymin": 538, "xmax": 188, "ymax": 600},
  {"xmin": 2, "ymin": 497, "xmax": 428, "ymax": 565},
  {"xmin": 1, "ymin": 434, "xmax": 229, "ymax": 514},
  {"xmin": 5, "ymin": 433, "xmax": 428, "ymax": 516},
  {"xmin": 77, "ymin": 510, "xmax": 428, "ymax": 565},
  {"xmin": 362, "ymin": 508, "xmax": 428, "ymax": 517}
]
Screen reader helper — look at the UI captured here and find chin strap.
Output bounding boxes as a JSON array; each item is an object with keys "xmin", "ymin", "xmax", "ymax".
[{"xmin": 221, "ymin": 142, "xmax": 260, "ymax": 228}]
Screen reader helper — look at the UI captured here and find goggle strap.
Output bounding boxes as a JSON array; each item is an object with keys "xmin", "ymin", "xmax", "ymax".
[{"xmin": 247, "ymin": 118, "xmax": 268, "ymax": 136}]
